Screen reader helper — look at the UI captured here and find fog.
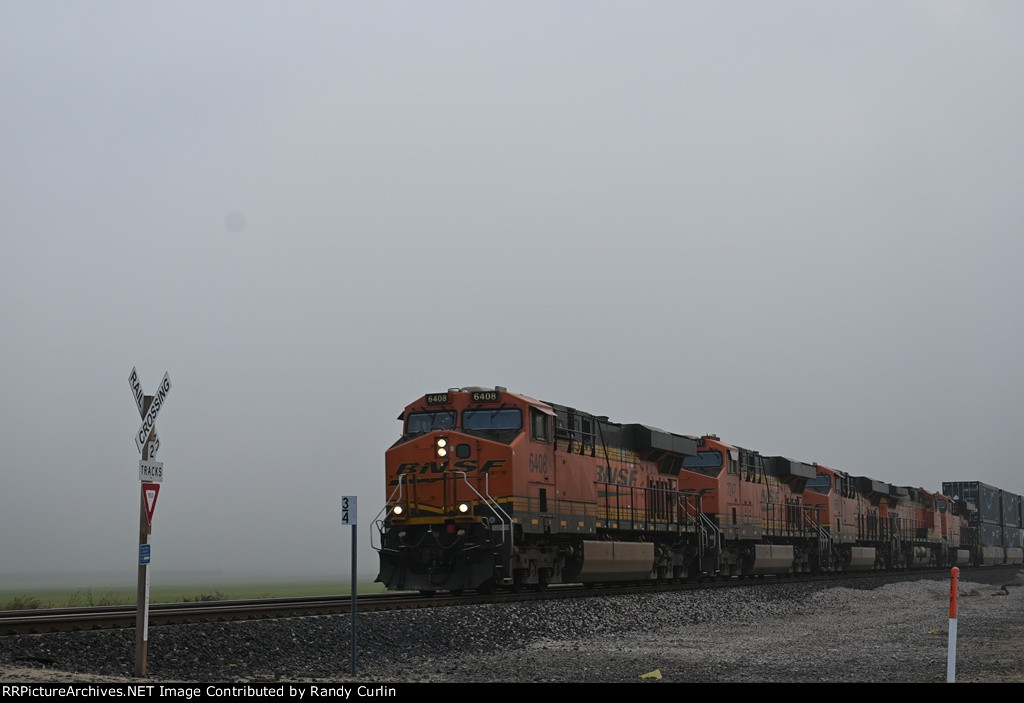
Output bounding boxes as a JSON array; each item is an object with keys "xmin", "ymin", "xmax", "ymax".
[{"xmin": 2, "ymin": 2, "xmax": 1022, "ymax": 587}]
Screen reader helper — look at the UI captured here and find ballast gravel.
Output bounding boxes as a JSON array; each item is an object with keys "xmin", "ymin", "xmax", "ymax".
[{"xmin": 2, "ymin": 569, "xmax": 1022, "ymax": 684}]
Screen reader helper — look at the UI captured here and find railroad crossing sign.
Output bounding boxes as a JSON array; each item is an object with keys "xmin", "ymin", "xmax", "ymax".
[
  {"xmin": 130, "ymin": 368, "xmax": 159, "ymax": 455},
  {"xmin": 129, "ymin": 368, "xmax": 171, "ymax": 679},
  {"xmin": 130, "ymin": 368, "xmax": 171, "ymax": 454}
]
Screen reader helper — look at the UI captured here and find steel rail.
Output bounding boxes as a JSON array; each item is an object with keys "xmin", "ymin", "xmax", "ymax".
[{"xmin": 0, "ymin": 566, "xmax": 980, "ymax": 637}]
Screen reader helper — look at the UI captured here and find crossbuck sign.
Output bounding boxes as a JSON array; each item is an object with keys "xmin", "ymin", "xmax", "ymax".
[{"xmin": 132, "ymin": 369, "xmax": 171, "ymax": 453}]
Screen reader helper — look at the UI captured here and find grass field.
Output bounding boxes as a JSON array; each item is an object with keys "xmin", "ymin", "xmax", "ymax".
[{"xmin": 0, "ymin": 579, "xmax": 388, "ymax": 610}]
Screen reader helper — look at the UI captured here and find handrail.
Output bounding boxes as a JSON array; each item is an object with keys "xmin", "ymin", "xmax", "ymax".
[
  {"xmin": 370, "ymin": 475, "xmax": 406, "ymax": 552},
  {"xmin": 802, "ymin": 509, "xmax": 829, "ymax": 558},
  {"xmin": 446, "ymin": 470, "xmax": 514, "ymax": 582},
  {"xmin": 459, "ymin": 469, "xmax": 514, "ymax": 546},
  {"xmin": 698, "ymin": 511, "xmax": 720, "ymax": 555}
]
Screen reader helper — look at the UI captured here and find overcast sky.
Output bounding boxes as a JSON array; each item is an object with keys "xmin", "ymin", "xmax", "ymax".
[{"xmin": 2, "ymin": 2, "xmax": 1022, "ymax": 586}]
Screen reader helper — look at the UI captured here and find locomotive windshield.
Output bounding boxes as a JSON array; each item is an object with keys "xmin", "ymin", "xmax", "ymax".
[
  {"xmin": 406, "ymin": 410, "xmax": 456, "ymax": 434},
  {"xmin": 805, "ymin": 473, "xmax": 832, "ymax": 494},
  {"xmin": 682, "ymin": 451, "xmax": 723, "ymax": 477},
  {"xmin": 462, "ymin": 408, "xmax": 522, "ymax": 431}
]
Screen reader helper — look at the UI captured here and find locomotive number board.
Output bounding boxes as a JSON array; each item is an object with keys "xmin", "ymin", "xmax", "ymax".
[{"xmin": 425, "ymin": 390, "xmax": 501, "ymax": 404}]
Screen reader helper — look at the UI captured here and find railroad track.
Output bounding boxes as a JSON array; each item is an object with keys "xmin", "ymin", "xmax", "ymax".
[
  {"xmin": 1, "ymin": 585, "xmax": 639, "ymax": 636},
  {"xmin": 0, "ymin": 567, "xmax": 967, "ymax": 637},
  {"xmin": 0, "ymin": 592, "xmax": 430, "ymax": 636}
]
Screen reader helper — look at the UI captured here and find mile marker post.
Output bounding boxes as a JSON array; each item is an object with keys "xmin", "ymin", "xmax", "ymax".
[
  {"xmin": 947, "ymin": 566, "xmax": 960, "ymax": 683},
  {"xmin": 341, "ymin": 496, "xmax": 358, "ymax": 676}
]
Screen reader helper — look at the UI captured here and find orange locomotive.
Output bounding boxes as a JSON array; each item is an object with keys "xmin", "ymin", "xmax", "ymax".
[{"xmin": 373, "ymin": 387, "xmax": 1013, "ymax": 594}]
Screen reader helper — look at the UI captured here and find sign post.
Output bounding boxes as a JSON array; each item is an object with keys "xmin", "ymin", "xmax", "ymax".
[
  {"xmin": 129, "ymin": 368, "xmax": 170, "ymax": 678},
  {"xmin": 947, "ymin": 566, "xmax": 960, "ymax": 683},
  {"xmin": 341, "ymin": 496, "xmax": 358, "ymax": 676}
]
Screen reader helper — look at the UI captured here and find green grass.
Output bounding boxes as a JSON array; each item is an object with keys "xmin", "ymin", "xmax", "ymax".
[{"xmin": 0, "ymin": 580, "xmax": 387, "ymax": 610}]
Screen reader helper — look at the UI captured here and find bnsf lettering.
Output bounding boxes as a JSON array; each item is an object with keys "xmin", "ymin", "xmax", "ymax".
[
  {"xmin": 396, "ymin": 461, "xmax": 444, "ymax": 474},
  {"xmin": 596, "ymin": 464, "xmax": 638, "ymax": 486},
  {"xmin": 529, "ymin": 453, "xmax": 549, "ymax": 475},
  {"xmin": 395, "ymin": 460, "xmax": 506, "ymax": 474}
]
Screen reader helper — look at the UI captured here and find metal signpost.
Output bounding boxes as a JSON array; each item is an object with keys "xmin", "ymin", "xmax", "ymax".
[
  {"xmin": 129, "ymin": 368, "xmax": 170, "ymax": 678},
  {"xmin": 341, "ymin": 496, "xmax": 358, "ymax": 676}
]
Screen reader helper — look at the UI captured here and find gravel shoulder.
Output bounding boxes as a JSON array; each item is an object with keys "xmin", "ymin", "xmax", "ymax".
[{"xmin": 2, "ymin": 568, "xmax": 1022, "ymax": 684}]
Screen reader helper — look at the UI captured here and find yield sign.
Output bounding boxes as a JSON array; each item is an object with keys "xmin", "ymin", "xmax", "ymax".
[{"xmin": 142, "ymin": 482, "xmax": 160, "ymax": 525}]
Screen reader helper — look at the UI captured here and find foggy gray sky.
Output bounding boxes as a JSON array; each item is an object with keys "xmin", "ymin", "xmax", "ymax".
[{"xmin": 2, "ymin": 2, "xmax": 1022, "ymax": 585}]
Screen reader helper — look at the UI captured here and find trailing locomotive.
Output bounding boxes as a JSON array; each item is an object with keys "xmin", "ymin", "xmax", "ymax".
[{"xmin": 373, "ymin": 387, "xmax": 1024, "ymax": 594}]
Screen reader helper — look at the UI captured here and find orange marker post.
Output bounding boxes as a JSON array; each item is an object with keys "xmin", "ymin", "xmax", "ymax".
[{"xmin": 947, "ymin": 566, "xmax": 959, "ymax": 683}]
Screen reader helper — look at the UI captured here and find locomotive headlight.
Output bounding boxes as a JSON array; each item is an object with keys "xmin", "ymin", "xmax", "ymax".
[
  {"xmin": 393, "ymin": 505, "xmax": 404, "ymax": 516},
  {"xmin": 436, "ymin": 437, "xmax": 448, "ymax": 457},
  {"xmin": 458, "ymin": 502, "xmax": 470, "ymax": 514}
]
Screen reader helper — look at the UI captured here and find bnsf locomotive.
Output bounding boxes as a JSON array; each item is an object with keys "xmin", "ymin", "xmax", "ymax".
[{"xmin": 373, "ymin": 387, "xmax": 1024, "ymax": 594}]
